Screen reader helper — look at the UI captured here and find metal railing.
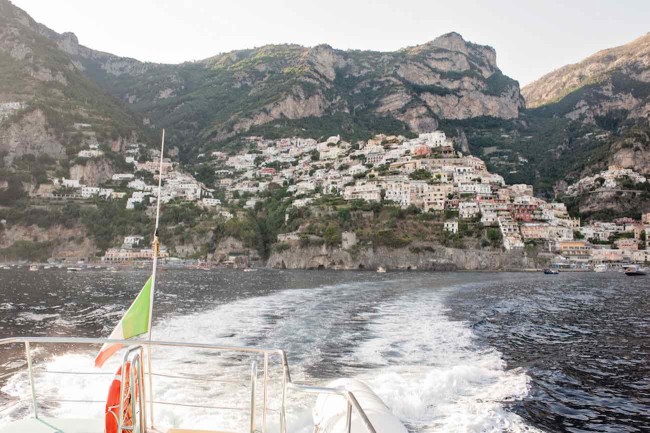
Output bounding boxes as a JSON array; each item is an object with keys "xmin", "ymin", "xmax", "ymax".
[
  {"xmin": 0, "ymin": 336, "xmax": 377, "ymax": 433},
  {"xmin": 287, "ymin": 383, "xmax": 378, "ymax": 433},
  {"xmin": 118, "ymin": 345, "xmax": 146, "ymax": 433}
]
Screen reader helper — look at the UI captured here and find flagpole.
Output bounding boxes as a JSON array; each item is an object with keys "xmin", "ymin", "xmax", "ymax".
[{"xmin": 147, "ymin": 128, "xmax": 165, "ymax": 429}]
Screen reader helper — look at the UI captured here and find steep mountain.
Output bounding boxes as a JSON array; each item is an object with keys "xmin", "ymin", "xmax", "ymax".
[
  {"xmin": 77, "ymin": 37, "xmax": 519, "ymax": 153},
  {"xmin": 0, "ymin": 0, "xmax": 147, "ymax": 167},
  {"xmin": 40, "ymin": 27, "xmax": 525, "ymax": 155},
  {"xmin": 519, "ymin": 34, "xmax": 650, "ymax": 179},
  {"xmin": 523, "ymin": 33, "xmax": 650, "ymax": 120},
  {"xmin": 0, "ymin": 0, "xmax": 526, "ymax": 165}
]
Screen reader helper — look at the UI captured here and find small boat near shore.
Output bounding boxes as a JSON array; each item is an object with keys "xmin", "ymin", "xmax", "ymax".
[
  {"xmin": 28, "ymin": 264, "xmax": 38, "ymax": 272},
  {"xmin": 377, "ymin": 266, "xmax": 387, "ymax": 273},
  {"xmin": 543, "ymin": 268, "xmax": 559, "ymax": 275},
  {"xmin": 624, "ymin": 265, "xmax": 647, "ymax": 276},
  {"xmin": 594, "ymin": 264, "xmax": 607, "ymax": 273}
]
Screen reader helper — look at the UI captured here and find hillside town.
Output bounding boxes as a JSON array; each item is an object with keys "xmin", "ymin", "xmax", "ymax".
[{"xmin": 39, "ymin": 128, "xmax": 649, "ymax": 268}]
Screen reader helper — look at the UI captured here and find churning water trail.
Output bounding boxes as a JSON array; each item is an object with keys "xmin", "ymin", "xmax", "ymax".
[{"xmin": 0, "ymin": 271, "xmax": 542, "ymax": 432}]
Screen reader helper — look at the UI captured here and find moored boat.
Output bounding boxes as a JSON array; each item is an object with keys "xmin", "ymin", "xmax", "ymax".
[
  {"xmin": 543, "ymin": 268, "xmax": 559, "ymax": 275},
  {"xmin": 624, "ymin": 265, "xmax": 647, "ymax": 276},
  {"xmin": 376, "ymin": 266, "xmax": 387, "ymax": 273},
  {"xmin": 594, "ymin": 264, "xmax": 607, "ymax": 273}
]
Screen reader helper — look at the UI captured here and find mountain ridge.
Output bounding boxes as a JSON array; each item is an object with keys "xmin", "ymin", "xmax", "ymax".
[{"xmin": 17, "ymin": 10, "xmax": 523, "ymax": 151}]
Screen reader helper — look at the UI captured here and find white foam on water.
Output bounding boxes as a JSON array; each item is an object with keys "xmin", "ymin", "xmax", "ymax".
[
  {"xmin": 1, "ymin": 280, "xmax": 542, "ymax": 432},
  {"xmin": 348, "ymin": 287, "xmax": 542, "ymax": 433},
  {"xmin": 15, "ymin": 312, "xmax": 60, "ymax": 323}
]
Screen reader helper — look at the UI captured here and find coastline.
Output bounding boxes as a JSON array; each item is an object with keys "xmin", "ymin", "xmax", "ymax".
[
  {"xmin": 266, "ymin": 244, "xmax": 551, "ymax": 271},
  {"xmin": 0, "ymin": 244, "xmax": 552, "ymax": 272}
]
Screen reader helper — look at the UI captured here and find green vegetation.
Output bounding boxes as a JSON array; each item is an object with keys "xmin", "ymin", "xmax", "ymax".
[
  {"xmin": 409, "ymin": 169, "xmax": 432, "ymax": 181},
  {"xmin": 0, "ymin": 241, "xmax": 54, "ymax": 262}
]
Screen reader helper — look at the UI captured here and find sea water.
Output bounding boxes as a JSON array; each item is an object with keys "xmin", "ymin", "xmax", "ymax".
[{"xmin": 0, "ymin": 269, "xmax": 647, "ymax": 432}]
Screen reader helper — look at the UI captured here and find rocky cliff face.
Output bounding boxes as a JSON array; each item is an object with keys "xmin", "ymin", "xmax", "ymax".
[
  {"xmin": 0, "ymin": 223, "xmax": 96, "ymax": 261},
  {"xmin": 522, "ymin": 33, "xmax": 650, "ymax": 206},
  {"xmin": 0, "ymin": 0, "xmax": 147, "ymax": 171},
  {"xmin": 522, "ymin": 33, "xmax": 650, "ymax": 122},
  {"xmin": 267, "ymin": 243, "xmax": 548, "ymax": 271},
  {"xmin": 69, "ymin": 159, "xmax": 114, "ymax": 186},
  {"xmin": 1, "ymin": 0, "xmax": 524, "ymax": 158},
  {"xmin": 0, "ymin": 109, "xmax": 65, "ymax": 164},
  {"xmin": 45, "ymin": 27, "xmax": 524, "ymax": 148}
]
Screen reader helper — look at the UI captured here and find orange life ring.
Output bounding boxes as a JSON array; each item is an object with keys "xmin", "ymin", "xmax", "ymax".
[{"xmin": 105, "ymin": 362, "xmax": 133, "ymax": 433}]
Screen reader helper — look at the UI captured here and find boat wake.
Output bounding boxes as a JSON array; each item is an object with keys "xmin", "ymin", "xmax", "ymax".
[{"xmin": 1, "ymin": 279, "xmax": 541, "ymax": 432}]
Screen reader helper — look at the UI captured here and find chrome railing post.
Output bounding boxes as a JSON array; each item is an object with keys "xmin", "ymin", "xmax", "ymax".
[
  {"xmin": 147, "ymin": 345, "xmax": 154, "ymax": 429},
  {"xmin": 140, "ymin": 346, "xmax": 147, "ymax": 431},
  {"xmin": 138, "ymin": 348, "xmax": 146, "ymax": 433},
  {"xmin": 279, "ymin": 351, "xmax": 289, "ymax": 433},
  {"xmin": 120, "ymin": 345, "xmax": 146, "ymax": 433},
  {"xmin": 129, "ymin": 357, "xmax": 138, "ymax": 432},
  {"xmin": 118, "ymin": 354, "xmax": 127, "ymax": 430},
  {"xmin": 263, "ymin": 352, "xmax": 268, "ymax": 433},
  {"xmin": 250, "ymin": 361, "xmax": 257, "ymax": 433},
  {"xmin": 24, "ymin": 342, "xmax": 38, "ymax": 419},
  {"xmin": 345, "ymin": 400, "xmax": 352, "ymax": 433}
]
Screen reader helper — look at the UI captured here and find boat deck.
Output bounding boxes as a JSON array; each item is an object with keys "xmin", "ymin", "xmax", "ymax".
[
  {"xmin": 0, "ymin": 417, "xmax": 102, "ymax": 433},
  {"xmin": 0, "ymin": 418, "xmax": 231, "ymax": 433}
]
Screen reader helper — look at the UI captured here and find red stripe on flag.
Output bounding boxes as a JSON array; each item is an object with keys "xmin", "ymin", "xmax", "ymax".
[{"xmin": 94, "ymin": 343, "xmax": 124, "ymax": 368}]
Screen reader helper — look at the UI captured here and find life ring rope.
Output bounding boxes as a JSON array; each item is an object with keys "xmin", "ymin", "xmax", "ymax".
[{"xmin": 105, "ymin": 362, "xmax": 136, "ymax": 433}]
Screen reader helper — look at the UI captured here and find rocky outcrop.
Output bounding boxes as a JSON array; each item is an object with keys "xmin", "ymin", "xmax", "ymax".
[
  {"xmin": 421, "ymin": 88, "xmax": 520, "ymax": 119},
  {"xmin": 1, "ymin": 0, "xmax": 525, "ymax": 151},
  {"xmin": 522, "ymin": 33, "xmax": 650, "ymax": 119},
  {"xmin": 0, "ymin": 223, "xmax": 96, "ymax": 261},
  {"xmin": 207, "ymin": 236, "xmax": 261, "ymax": 267},
  {"xmin": 69, "ymin": 159, "xmax": 114, "ymax": 186},
  {"xmin": 0, "ymin": 109, "xmax": 65, "ymax": 163},
  {"xmin": 197, "ymin": 33, "xmax": 523, "ymax": 140},
  {"xmin": 267, "ymin": 244, "xmax": 548, "ymax": 271},
  {"xmin": 607, "ymin": 130, "xmax": 650, "ymax": 175},
  {"xmin": 571, "ymin": 190, "xmax": 648, "ymax": 219}
]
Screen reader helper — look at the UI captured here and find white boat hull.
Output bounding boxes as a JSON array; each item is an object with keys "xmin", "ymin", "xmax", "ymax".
[{"xmin": 313, "ymin": 379, "xmax": 407, "ymax": 433}]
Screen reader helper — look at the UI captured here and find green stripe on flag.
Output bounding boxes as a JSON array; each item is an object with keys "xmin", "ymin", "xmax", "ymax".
[{"xmin": 122, "ymin": 276, "xmax": 152, "ymax": 338}]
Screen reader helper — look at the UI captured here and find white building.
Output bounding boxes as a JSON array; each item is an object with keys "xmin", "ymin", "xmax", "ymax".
[
  {"xmin": 343, "ymin": 184, "xmax": 381, "ymax": 202},
  {"xmin": 112, "ymin": 173, "xmax": 135, "ymax": 181},
  {"xmin": 201, "ymin": 198, "xmax": 222, "ymax": 207},
  {"xmin": 459, "ymin": 201, "xmax": 480, "ymax": 219},
  {"xmin": 444, "ymin": 219, "xmax": 459, "ymax": 233},
  {"xmin": 81, "ymin": 187, "xmax": 100, "ymax": 198},
  {"xmin": 458, "ymin": 183, "xmax": 491, "ymax": 195},
  {"xmin": 60, "ymin": 178, "xmax": 81, "ymax": 188},
  {"xmin": 124, "ymin": 236, "xmax": 144, "ymax": 247},
  {"xmin": 78, "ymin": 150, "xmax": 104, "ymax": 158}
]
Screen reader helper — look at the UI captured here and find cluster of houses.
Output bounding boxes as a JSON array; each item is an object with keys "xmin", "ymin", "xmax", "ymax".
[
  {"xmin": 565, "ymin": 165, "xmax": 647, "ymax": 196},
  {"xmin": 0, "ymin": 102, "xmax": 23, "ymax": 123},
  {"xmin": 556, "ymin": 214, "xmax": 650, "ymax": 267},
  {"xmin": 41, "ymin": 124, "xmax": 649, "ymax": 265},
  {"xmin": 206, "ymin": 131, "xmax": 649, "ymax": 265},
  {"xmin": 207, "ymin": 132, "xmax": 582, "ymax": 251},
  {"xmin": 101, "ymin": 235, "xmax": 170, "ymax": 262},
  {"xmin": 52, "ymin": 141, "xmax": 218, "ymax": 211}
]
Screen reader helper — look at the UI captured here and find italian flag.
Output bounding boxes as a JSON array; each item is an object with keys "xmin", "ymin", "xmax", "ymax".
[{"xmin": 95, "ymin": 276, "xmax": 152, "ymax": 368}]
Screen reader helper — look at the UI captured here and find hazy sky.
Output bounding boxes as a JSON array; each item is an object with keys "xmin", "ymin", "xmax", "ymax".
[{"xmin": 11, "ymin": 0, "xmax": 650, "ymax": 85}]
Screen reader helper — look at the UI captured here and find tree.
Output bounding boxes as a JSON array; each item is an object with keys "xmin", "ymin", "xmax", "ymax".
[
  {"xmin": 409, "ymin": 169, "xmax": 432, "ymax": 181},
  {"xmin": 0, "ymin": 176, "xmax": 25, "ymax": 205},
  {"xmin": 486, "ymin": 228, "xmax": 503, "ymax": 248},
  {"xmin": 323, "ymin": 223, "xmax": 342, "ymax": 246}
]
